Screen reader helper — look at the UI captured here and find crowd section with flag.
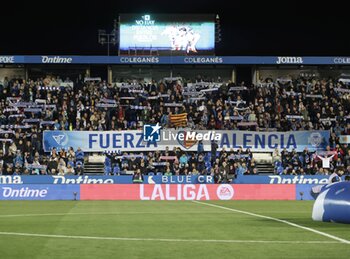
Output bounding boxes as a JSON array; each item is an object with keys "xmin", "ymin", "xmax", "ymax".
[{"xmin": 1, "ymin": 73, "xmax": 350, "ymax": 179}]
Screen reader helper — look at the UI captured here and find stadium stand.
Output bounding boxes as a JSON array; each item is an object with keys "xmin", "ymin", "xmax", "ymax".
[{"xmin": 1, "ymin": 73, "xmax": 350, "ymax": 181}]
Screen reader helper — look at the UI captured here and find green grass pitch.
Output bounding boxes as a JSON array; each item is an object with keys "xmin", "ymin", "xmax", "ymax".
[{"xmin": 0, "ymin": 200, "xmax": 349, "ymax": 258}]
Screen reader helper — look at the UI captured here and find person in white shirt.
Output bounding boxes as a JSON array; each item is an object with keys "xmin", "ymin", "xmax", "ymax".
[{"xmin": 316, "ymin": 153, "xmax": 335, "ymax": 168}]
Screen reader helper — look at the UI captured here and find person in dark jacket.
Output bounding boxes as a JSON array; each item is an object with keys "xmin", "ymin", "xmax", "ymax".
[{"xmin": 132, "ymin": 169, "xmax": 144, "ymax": 183}]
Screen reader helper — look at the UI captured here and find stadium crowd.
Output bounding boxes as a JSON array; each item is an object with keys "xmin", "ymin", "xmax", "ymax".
[{"xmin": 1, "ymin": 73, "xmax": 350, "ymax": 180}]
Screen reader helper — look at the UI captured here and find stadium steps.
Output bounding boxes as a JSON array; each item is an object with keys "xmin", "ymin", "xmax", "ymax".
[
  {"xmin": 256, "ymin": 163, "xmax": 274, "ymax": 175},
  {"xmin": 83, "ymin": 162, "xmax": 105, "ymax": 175}
]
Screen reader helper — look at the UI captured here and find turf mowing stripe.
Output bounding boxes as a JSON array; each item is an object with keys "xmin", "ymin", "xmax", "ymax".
[
  {"xmin": 0, "ymin": 211, "xmax": 231, "ymax": 217},
  {"xmin": 0, "ymin": 211, "xmax": 308, "ymax": 218},
  {"xmin": 192, "ymin": 201, "xmax": 350, "ymax": 245},
  {"xmin": 0, "ymin": 231, "xmax": 343, "ymax": 244}
]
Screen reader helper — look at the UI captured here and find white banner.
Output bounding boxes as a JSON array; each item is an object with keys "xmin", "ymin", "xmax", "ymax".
[{"xmin": 43, "ymin": 129, "xmax": 330, "ymax": 152}]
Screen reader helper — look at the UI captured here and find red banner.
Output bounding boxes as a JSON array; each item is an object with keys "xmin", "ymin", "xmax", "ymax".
[{"xmin": 80, "ymin": 184, "xmax": 295, "ymax": 200}]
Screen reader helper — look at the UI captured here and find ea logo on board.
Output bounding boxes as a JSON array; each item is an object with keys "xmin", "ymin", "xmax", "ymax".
[{"xmin": 216, "ymin": 184, "xmax": 234, "ymax": 200}]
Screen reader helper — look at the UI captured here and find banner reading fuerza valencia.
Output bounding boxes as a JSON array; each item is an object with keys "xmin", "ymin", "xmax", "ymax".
[{"xmin": 43, "ymin": 129, "xmax": 330, "ymax": 152}]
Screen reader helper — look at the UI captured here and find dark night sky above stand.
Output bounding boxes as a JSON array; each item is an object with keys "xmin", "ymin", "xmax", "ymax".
[{"xmin": 0, "ymin": 0, "xmax": 348, "ymax": 56}]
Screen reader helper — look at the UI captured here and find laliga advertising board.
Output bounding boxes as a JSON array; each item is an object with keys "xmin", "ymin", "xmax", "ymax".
[
  {"xmin": 80, "ymin": 184, "xmax": 295, "ymax": 200},
  {"xmin": 0, "ymin": 184, "xmax": 296, "ymax": 200}
]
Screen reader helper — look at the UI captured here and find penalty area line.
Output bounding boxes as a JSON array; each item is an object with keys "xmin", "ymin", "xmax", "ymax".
[
  {"xmin": 192, "ymin": 201, "xmax": 350, "ymax": 245},
  {"xmin": 0, "ymin": 231, "xmax": 343, "ymax": 244}
]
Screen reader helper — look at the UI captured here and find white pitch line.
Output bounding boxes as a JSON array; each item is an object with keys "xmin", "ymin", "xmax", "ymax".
[
  {"xmin": 0, "ymin": 231, "xmax": 343, "ymax": 244},
  {"xmin": 192, "ymin": 201, "xmax": 350, "ymax": 245}
]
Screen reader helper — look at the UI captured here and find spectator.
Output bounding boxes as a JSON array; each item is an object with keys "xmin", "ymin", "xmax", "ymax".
[
  {"xmin": 13, "ymin": 150, "xmax": 23, "ymax": 167},
  {"xmin": 197, "ymin": 140, "xmax": 204, "ymax": 154},
  {"xmin": 75, "ymin": 161, "xmax": 84, "ymax": 175},
  {"xmin": 57, "ymin": 158, "xmax": 67, "ymax": 175},
  {"xmin": 164, "ymin": 167, "xmax": 173, "ymax": 176},
  {"xmin": 213, "ymin": 168, "xmax": 222, "ymax": 183},
  {"xmin": 179, "ymin": 153, "xmax": 188, "ymax": 167},
  {"xmin": 132, "ymin": 169, "xmax": 144, "ymax": 183},
  {"xmin": 236, "ymin": 162, "xmax": 248, "ymax": 175},
  {"xmin": 272, "ymin": 148, "xmax": 281, "ymax": 163},
  {"xmin": 211, "ymin": 140, "xmax": 218, "ymax": 163},
  {"xmin": 66, "ymin": 163, "xmax": 75, "ymax": 175}
]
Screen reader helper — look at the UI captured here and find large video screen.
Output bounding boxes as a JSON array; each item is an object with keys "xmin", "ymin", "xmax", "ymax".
[{"xmin": 119, "ymin": 14, "xmax": 215, "ymax": 55}]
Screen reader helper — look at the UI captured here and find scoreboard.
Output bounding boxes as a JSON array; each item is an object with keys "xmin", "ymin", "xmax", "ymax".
[{"xmin": 119, "ymin": 14, "xmax": 215, "ymax": 55}]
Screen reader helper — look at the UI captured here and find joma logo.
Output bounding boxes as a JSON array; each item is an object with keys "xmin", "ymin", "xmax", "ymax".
[{"xmin": 276, "ymin": 57, "xmax": 303, "ymax": 64}]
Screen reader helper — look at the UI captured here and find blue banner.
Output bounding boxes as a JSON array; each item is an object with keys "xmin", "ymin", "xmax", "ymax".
[
  {"xmin": 0, "ymin": 175, "xmax": 132, "ymax": 184},
  {"xmin": 43, "ymin": 130, "xmax": 330, "ymax": 152},
  {"xmin": 144, "ymin": 175, "xmax": 214, "ymax": 184},
  {"xmin": 0, "ymin": 175, "xmax": 213, "ymax": 184},
  {"xmin": 0, "ymin": 184, "xmax": 80, "ymax": 200},
  {"xmin": 235, "ymin": 175, "xmax": 330, "ymax": 185},
  {"xmin": 2, "ymin": 55, "xmax": 350, "ymax": 65},
  {"xmin": 0, "ymin": 175, "xmax": 337, "ymax": 185}
]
